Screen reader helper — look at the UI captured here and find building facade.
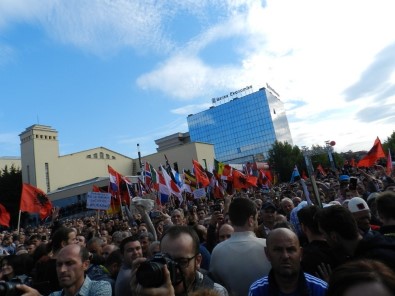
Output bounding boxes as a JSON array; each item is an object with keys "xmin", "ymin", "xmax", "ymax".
[
  {"xmin": 187, "ymin": 86, "xmax": 293, "ymax": 164},
  {"xmin": 16, "ymin": 124, "xmax": 214, "ymax": 207}
]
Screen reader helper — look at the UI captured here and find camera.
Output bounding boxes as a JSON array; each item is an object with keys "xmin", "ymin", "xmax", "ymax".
[
  {"xmin": 136, "ymin": 253, "xmax": 179, "ymax": 288},
  {"xmin": 210, "ymin": 204, "xmax": 222, "ymax": 213},
  {"xmin": 0, "ymin": 275, "xmax": 32, "ymax": 296}
]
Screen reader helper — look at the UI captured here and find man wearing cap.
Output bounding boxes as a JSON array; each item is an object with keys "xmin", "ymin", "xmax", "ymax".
[
  {"xmin": 335, "ymin": 175, "xmax": 351, "ymax": 204},
  {"xmin": 347, "ymin": 196, "xmax": 379, "ymax": 238},
  {"xmin": 256, "ymin": 202, "xmax": 277, "ymax": 239}
]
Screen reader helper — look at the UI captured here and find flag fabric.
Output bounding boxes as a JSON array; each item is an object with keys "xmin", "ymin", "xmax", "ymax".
[
  {"xmin": 20, "ymin": 183, "xmax": 53, "ymax": 220},
  {"xmin": 0, "ymin": 203, "xmax": 10, "ymax": 227},
  {"xmin": 184, "ymin": 170, "xmax": 197, "ymax": 191},
  {"xmin": 192, "ymin": 160, "xmax": 210, "ymax": 187},
  {"xmin": 316, "ymin": 164, "xmax": 327, "ymax": 177},
  {"xmin": 357, "ymin": 137, "xmax": 386, "ymax": 167},
  {"xmin": 161, "ymin": 166, "xmax": 183, "ymax": 203},
  {"xmin": 172, "ymin": 168, "xmax": 183, "ymax": 188},
  {"xmin": 387, "ymin": 149, "xmax": 393, "ymax": 175},
  {"xmin": 232, "ymin": 169, "xmax": 257, "ymax": 189},
  {"xmin": 144, "ymin": 162, "xmax": 152, "ymax": 186},
  {"xmin": 108, "ymin": 165, "xmax": 121, "ymax": 193},
  {"xmin": 214, "ymin": 159, "xmax": 225, "ymax": 175},
  {"xmin": 290, "ymin": 165, "xmax": 301, "ymax": 183},
  {"xmin": 158, "ymin": 171, "xmax": 170, "ymax": 204},
  {"xmin": 302, "ymin": 170, "xmax": 308, "ymax": 180}
]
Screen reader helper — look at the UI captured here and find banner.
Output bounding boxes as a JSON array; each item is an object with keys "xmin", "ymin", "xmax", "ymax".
[{"xmin": 86, "ymin": 192, "xmax": 112, "ymax": 210}]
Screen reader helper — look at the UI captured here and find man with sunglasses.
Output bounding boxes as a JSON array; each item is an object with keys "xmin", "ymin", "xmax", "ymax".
[{"xmin": 131, "ymin": 225, "xmax": 228, "ymax": 295}]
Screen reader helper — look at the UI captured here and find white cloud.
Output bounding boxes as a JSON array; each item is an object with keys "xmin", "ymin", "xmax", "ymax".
[{"xmin": 171, "ymin": 103, "xmax": 212, "ymax": 115}]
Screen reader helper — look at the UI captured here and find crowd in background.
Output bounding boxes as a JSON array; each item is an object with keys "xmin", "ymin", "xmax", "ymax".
[{"xmin": 1, "ymin": 163, "xmax": 395, "ymax": 295}]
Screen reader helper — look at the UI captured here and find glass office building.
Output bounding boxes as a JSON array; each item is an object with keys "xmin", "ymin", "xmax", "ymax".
[{"xmin": 187, "ymin": 87, "xmax": 293, "ymax": 163}]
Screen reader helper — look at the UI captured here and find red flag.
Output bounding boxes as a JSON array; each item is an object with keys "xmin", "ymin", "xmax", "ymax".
[
  {"xmin": 0, "ymin": 203, "xmax": 10, "ymax": 227},
  {"xmin": 357, "ymin": 137, "xmax": 386, "ymax": 167},
  {"xmin": 192, "ymin": 160, "xmax": 210, "ymax": 187},
  {"xmin": 20, "ymin": 183, "xmax": 53, "ymax": 220},
  {"xmin": 317, "ymin": 164, "xmax": 327, "ymax": 177},
  {"xmin": 387, "ymin": 149, "xmax": 393, "ymax": 175},
  {"xmin": 232, "ymin": 170, "xmax": 257, "ymax": 189}
]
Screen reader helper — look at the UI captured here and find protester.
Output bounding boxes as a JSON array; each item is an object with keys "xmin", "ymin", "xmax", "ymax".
[
  {"xmin": 17, "ymin": 244, "xmax": 112, "ymax": 296},
  {"xmin": 114, "ymin": 235, "xmax": 143, "ymax": 296},
  {"xmin": 249, "ymin": 228, "xmax": 327, "ymax": 296},
  {"xmin": 210, "ymin": 197, "xmax": 271, "ymax": 296},
  {"xmin": 316, "ymin": 204, "xmax": 395, "ymax": 271},
  {"xmin": 131, "ymin": 225, "xmax": 228, "ymax": 295}
]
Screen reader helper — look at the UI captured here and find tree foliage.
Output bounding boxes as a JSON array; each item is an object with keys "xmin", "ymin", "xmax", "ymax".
[
  {"xmin": 0, "ymin": 165, "xmax": 22, "ymax": 228},
  {"xmin": 383, "ymin": 131, "xmax": 395, "ymax": 155},
  {"xmin": 267, "ymin": 141, "xmax": 304, "ymax": 183}
]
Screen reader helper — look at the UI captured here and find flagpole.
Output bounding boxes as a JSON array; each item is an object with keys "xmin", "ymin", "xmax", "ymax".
[{"xmin": 17, "ymin": 210, "xmax": 22, "ymax": 233}]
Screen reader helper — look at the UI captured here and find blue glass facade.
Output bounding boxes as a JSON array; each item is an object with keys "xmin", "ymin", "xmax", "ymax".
[{"xmin": 187, "ymin": 87, "xmax": 293, "ymax": 163}]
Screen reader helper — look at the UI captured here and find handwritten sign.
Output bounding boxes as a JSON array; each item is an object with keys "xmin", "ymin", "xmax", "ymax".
[{"xmin": 86, "ymin": 192, "xmax": 112, "ymax": 210}]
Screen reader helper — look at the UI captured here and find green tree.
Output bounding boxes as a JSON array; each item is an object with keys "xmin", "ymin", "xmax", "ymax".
[
  {"xmin": 267, "ymin": 141, "xmax": 304, "ymax": 183},
  {"xmin": 383, "ymin": 131, "xmax": 395, "ymax": 155},
  {"xmin": 0, "ymin": 165, "xmax": 22, "ymax": 228}
]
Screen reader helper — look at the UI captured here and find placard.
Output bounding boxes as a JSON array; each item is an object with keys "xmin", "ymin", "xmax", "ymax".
[{"xmin": 86, "ymin": 192, "xmax": 112, "ymax": 210}]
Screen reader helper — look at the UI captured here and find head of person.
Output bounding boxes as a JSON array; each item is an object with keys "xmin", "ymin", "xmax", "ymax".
[
  {"xmin": 280, "ymin": 197, "xmax": 295, "ymax": 216},
  {"xmin": 28, "ymin": 234, "xmax": 42, "ymax": 248},
  {"xmin": 56, "ymin": 244, "xmax": 90, "ymax": 290},
  {"xmin": 347, "ymin": 197, "xmax": 371, "ymax": 233},
  {"xmin": 218, "ymin": 223, "xmax": 234, "ymax": 242},
  {"xmin": 26, "ymin": 242, "xmax": 37, "ymax": 255},
  {"xmin": 104, "ymin": 249, "xmax": 122, "ymax": 279},
  {"xmin": 376, "ymin": 191, "xmax": 395, "ymax": 225},
  {"xmin": 160, "ymin": 225, "xmax": 202, "ymax": 294},
  {"xmin": 327, "ymin": 259, "xmax": 395, "ymax": 296},
  {"xmin": 119, "ymin": 235, "xmax": 143, "ymax": 267},
  {"xmin": 315, "ymin": 205, "xmax": 360, "ymax": 250},
  {"xmin": 76, "ymin": 235, "xmax": 86, "ymax": 247},
  {"xmin": 102, "ymin": 244, "xmax": 119, "ymax": 260},
  {"xmin": 171, "ymin": 209, "xmax": 185, "ymax": 226},
  {"xmin": 260, "ymin": 202, "xmax": 277, "ymax": 228},
  {"xmin": 265, "ymin": 228, "xmax": 302, "ymax": 278},
  {"xmin": 139, "ymin": 232, "xmax": 154, "ymax": 256},
  {"xmin": 197, "ymin": 208, "xmax": 207, "ymax": 221},
  {"xmin": 138, "ymin": 223, "xmax": 148, "ymax": 234},
  {"xmin": 147, "ymin": 240, "xmax": 161, "ymax": 258},
  {"xmin": 297, "ymin": 205, "xmax": 322, "ymax": 237},
  {"xmin": 51, "ymin": 227, "xmax": 77, "ymax": 254},
  {"xmin": 1, "ymin": 255, "xmax": 17, "ymax": 280},
  {"xmin": 229, "ymin": 197, "xmax": 257, "ymax": 229},
  {"xmin": 86, "ymin": 237, "xmax": 104, "ymax": 257}
]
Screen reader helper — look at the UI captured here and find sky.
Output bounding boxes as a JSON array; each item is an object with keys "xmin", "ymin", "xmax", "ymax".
[{"xmin": 1, "ymin": 0, "xmax": 395, "ymax": 160}]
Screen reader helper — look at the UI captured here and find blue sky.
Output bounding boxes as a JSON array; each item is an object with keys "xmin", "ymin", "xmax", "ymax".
[{"xmin": 1, "ymin": 0, "xmax": 395, "ymax": 160}]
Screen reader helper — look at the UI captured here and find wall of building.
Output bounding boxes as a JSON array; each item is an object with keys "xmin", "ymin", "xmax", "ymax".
[
  {"xmin": 0, "ymin": 157, "xmax": 21, "ymax": 172},
  {"xmin": 141, "ymin": 142, "xmax": 215, "ymax": 172}
]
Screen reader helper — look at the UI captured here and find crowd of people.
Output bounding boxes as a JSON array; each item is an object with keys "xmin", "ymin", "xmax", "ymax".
[{"xmin": 1, "ymin": 164, "xmax": 395, "ymax": 295}]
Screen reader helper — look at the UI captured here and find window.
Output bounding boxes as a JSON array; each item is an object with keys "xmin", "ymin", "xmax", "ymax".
[
  {"xmin": 93, "ymin": 153, "xmax": 98, "ymax": 159},
  {"xmin": 100, "ymin": 152, "xmax": 104, "ymax": 159}
]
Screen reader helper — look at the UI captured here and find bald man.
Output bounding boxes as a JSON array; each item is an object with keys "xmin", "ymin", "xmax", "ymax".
[
  {"xmin": 17, "ymin": 244, "xmax": 112, "ymax": 296},
  {"xmin": 249, "ymin": 228, "xmax": 328, "ymax": 296}
]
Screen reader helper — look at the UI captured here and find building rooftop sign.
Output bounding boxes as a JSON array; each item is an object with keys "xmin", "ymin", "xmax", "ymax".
[{"xmin": 211, "ymin": 85, "xmax": 253, "ymax": 105}]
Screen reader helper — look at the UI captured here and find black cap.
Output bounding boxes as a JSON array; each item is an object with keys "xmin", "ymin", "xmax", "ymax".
[{"xmin": 262, "ymin": 202, "xmax": 276, "ymax": 211}]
